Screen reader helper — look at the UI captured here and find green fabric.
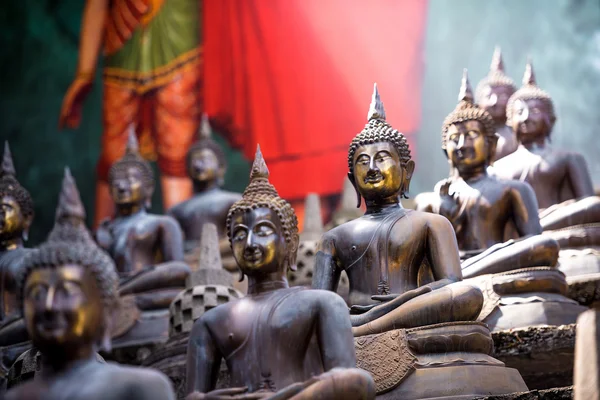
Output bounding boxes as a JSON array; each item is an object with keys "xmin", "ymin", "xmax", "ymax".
[{"xmin": 105, "ymin": 0, "xmax": 200, "ymax": 73}]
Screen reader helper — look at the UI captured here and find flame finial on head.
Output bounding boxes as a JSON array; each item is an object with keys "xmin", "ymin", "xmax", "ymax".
[
  {"xmin": 125, "ymin": 125, "xmax": 139, "ymax": 155},
  {"xmin": 523, "ymin": 57, "xmax": 537, "ymax": 86},
  {"xmin": 367, "ymin": 83, "xmax": 386, "ymax": 121},
  {"xmin": 458, "ymin": 69, "xmax": 474, "ymax": 103},
  {"xmin": 250, "ymin": 144, "xmax": 269, "ymax": 181},
  {"xmin": 55, "ymin": 167, "xmax": 86, "ymax": 222},
  {"xmin": 490, "ymin": 46, "xmax": 505, "ymax": 73},
  {"xmin": 199, "ymin": 113, "xmax": 212, "ymax": 140},
  {"xmin": 1, "ymin": 141, "xmax": 16, "ymax": 178}
]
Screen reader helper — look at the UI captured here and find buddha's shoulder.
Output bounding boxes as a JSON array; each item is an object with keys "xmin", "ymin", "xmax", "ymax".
[
  {"xmin": 97, "ymin": 362, "xmax": 174, "ymax": 396},
  {"xmin": 215, "ymin": 189, "xmax": 242, "ymax": 202}
]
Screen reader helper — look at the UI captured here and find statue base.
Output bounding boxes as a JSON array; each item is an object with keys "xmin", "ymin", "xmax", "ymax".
[
  {"xmin": 492, "ymin": 324, "xmax": 576, "ymax": 390},
  {"xmin": 354, "ymin": 322, "xmax": 528, "ymax": 399},
  {"xmin": 559, "ymin": 247, "xmax": 600, "ymax": 306},
  {"xmin": 476, "ymin": 386, "xmax": 572, "ymax": 400}
]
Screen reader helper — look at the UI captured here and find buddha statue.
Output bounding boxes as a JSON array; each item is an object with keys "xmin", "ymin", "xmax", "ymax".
[
  {"xmin": 4, "ymin": 190, "xmax": 175, "ymax": 400},
  {"xmin": 185, "ymin": 145, "xmax": 376, "ymax": 400},
  {"xmin": 313, "ymin": 85, "xmax": 528, "ymax": 399},
  {"xmin": 475, "ymin": 47, "xmax": 518, "ymax": 161},
  {"xmin": 96, "ymin": 129, "xmax": 190, "ymax": 308},
  {"xmin": 416, "ymin": 70, "xmax": 585, "ymax": 331},
  {"xmin": 168, "ymin": 114, "xmax": 241, "ymax": 267}
]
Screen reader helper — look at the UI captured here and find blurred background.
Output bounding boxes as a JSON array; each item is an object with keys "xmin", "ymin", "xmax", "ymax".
[{"xmin": 1, "ymin": 0, "xmax": 599, "ymax": 245}]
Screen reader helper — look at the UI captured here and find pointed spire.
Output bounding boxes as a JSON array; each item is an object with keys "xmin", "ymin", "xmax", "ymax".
[
  {"xmin": 1, "ymin": 141, "xmax": 16, "ymax": 178},
  {"xmin": 197, "ymin": 223, "xmax": 222, "ymax": 270},
  {"xmin": 340, "ymin": 177, "xmax": 357, "ymax": 211},
  {"xmin": 458, "ymin": 68, "xmax": 474, "ymax": 103},
  {"xmin": 55, "ymin": 167, "xmax": 86, "ymax": 222},
  {"xmin": 125, "ymin": 125, "xmax": 139, "ymax": 154},
  {"xmin": 367, "ymin": 83, "xmax": 386, "ymax": 121},
  {"xmin": 199, "ymin": 113, "xmax": 212, "ymax": 140},
  {"xmin": 523, "ymin": 57, "xmax": 536, "ymax": 86},
  {"xmin": 490, "ymin": 46, "xmax": 505, "ymax": 73},
  {"xmin": 301, "ymin": 193, "xmax": 323, "ymax": 240},
  {"xmin": 250, "ymin": 144, "xmax": 269, "ymax": 180}
]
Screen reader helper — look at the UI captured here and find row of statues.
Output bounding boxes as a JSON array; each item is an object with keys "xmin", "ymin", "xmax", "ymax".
[{"xmin": 1, "ymin": 49, "xmax": 599, "ymax": 399}]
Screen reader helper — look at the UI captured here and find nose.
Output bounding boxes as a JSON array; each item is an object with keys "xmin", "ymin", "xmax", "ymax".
[
  {"xmin": 488, "ymin": 93, "xmax": 498, "ymax": 106},
  {"xmin": 44, "ymin": 286, "xmax": 56, "ymax": 311},
  {"xmin": 518, "ymin": 105, "xmax": 530, "ymax": 123},
  {"xmin": 456, "ymin": 133, "xmax": 466, "ymax": 149},
  {"xmin": 117, "ymin": 180, "xmax": 128, "ymax": 191},
  {"xmin": 368, "ymin": 156, "xmax": 378, "ymax": 172},
  {"xmin": 193, "ymin": 159, "xmax": 204, "ymax": 170},
  {"xmin": 245, "ymin": 232, "xmax": 257, "ymax": 250}
]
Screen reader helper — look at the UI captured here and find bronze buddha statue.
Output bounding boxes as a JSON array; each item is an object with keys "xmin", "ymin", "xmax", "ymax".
[
  {"xmin": 475, "ymin": 47, "xmax": 518, "ymax": 161},
  {"xmin": 186, "ymin": 145, "xmax": 375, "ymax": 400},
  {"xmin": 168, "ymin": 114, "xmax": 241, "ymax": 254},
  {"xmin": 4, "ymin": 184, "xmax": 175, "ymax": 400},
  {"xmin": 312, "ymin": 83, "xmax": 483, "ymax": 335}
]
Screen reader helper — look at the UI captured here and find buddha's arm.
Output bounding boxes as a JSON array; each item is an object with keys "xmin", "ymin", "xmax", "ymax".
[
  {"xmin": 425, "ymin": 214, "xmax": 462, "ymax": 282},
  {"xmin": 316, "ymin": 292, "xmax": 357, "ymax": 369},
  {"xmin": 186, "ymin": 318, "xmax": 222, "ymax": 393},
  {"xmin": 159, "ymin": 219, "xmax": 185, "ymax": 262},
  {"xmin": 312, "ymin": 234, "xmax": 341, "ymax": 291},
  {"xmin": 567, "ymin": 153, "xmax": 595, "ymax": 198},
  {"xmin": 510, "ymin": 182, "xmax": 543, "ymax": 236}
]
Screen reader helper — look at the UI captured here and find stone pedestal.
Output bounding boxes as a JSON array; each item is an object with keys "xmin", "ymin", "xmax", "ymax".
[
  {"xmin": 355, "ymin": 322, "xmax": 528, "ymax": 399},
  {"xmin": 475, "ymin": 386, "xmax": 572, "ymax": 399},
  {"xmin": 492, "ymin": 325, "xmax": 576, "ymax": 390}
]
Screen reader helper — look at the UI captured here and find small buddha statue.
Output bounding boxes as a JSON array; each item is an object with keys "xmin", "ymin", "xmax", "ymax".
[
  {"xmin": 96, "ymin": 129, "xmax": 190, "ymax": 312},
  {"xmin": 4, "ymin": 191, "xmax": 175, "ymax": 400},
  {"xmin": 475, "ymin": 47, "xmax": 518, "ymax": 161},
  {"xmin": 492, "ymin": 59, "xmax": 600, "ymax": 234},
  {"xmin": 312, "ymin": 84, "xmax": 483, "ymax": 335},
  {"xmin": 417, "ymin": 70, "xmax": 559, "ymax": 278},
  {"xmin": 168, "ymin": 114, "xmax": 242, "ymax": 255},
  {"xmin": 185, "ymin": 145, "xmax": 375, "ymax": 400}
]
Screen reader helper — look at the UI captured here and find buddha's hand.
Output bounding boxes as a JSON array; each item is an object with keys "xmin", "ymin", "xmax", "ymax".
[
  {"xmin": 349, "ymin": 285, "xmax": 432, "ymax": 315},
  {"xmin": 437, "ymin": 179, "xmax": 460, "ymax": 221},
  {"xmin": 59, "ymin": 74, "xmax": 94, "ymax": 129},
  {"xmin": 186, "ymin": 387, "xmax": 273, "ymax": 400}
]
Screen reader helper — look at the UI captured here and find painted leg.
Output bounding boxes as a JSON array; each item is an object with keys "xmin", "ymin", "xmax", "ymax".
[
  {"xmin": 161, "ymin": 175, "xmax": 193, "ymax": 210},
  {"xmin": 94, "ymin": 181, "xmax": 114, "ymax": 228}
]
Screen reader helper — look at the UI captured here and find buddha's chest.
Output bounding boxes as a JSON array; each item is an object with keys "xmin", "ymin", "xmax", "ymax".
[
  {"xmin": 108, "ymin": 219, "xmax": 161, "ymax": 270},
  {"xmin": 451, "ymin": 181, "xmax": 509, "ymax": 222}
]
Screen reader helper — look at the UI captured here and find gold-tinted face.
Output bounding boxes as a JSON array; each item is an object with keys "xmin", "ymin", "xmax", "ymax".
[
  {"xmin": 231, "ymin": 207, "xmax": 287, "ymax": 276},
  {"xmin": 110, "ymin": 166, "xmax": 144, "ymax": 205},
  {"xmin": 511, "ymin": 98, "xmax": 550, "ymax": 143},
  {"xmin": 188, "ymin": 148, "xmax": 221, "ymax": 183},
  {"xmin": 24, "ymin": 264, "xmax": 104, "ymax": 351},
  {"xmin": 0, "ymin": 195, "xmax": 23, "ymax": 241},
  {"xmin": 480, "ymin": 85, "xmax": 514, "ymax": 121},
  {"xmin": 353, "ymin": 142, "xmax": 408, "ymax": 201},
  {"xmin": 446, "ymin": 120, "xmax": 488, "ymax": 169}
]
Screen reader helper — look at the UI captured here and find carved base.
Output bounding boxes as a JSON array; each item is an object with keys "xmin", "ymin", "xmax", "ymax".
[
  {"xmin": 475, "ymin": 386, "xmax": 572, "ymax": 399},
  {"xmin": 492, "ymin": 325, "xmax": 576, "ymax": 390},
  {"xmin": 354, "ymin": 322, "xmax": 528, "ymax": 399}
]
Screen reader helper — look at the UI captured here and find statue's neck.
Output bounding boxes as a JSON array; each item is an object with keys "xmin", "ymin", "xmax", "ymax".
[
  {"xmin": 115, "ymin": 203, "xmax": 146, "ymax": 217},
  {"xmin": 193, "ymin": 179, "xmax": 220, "ymax": 194},
  {"xmin": 0, "ymin": 236, "xmax": 23, "ymax": 251},
  {"xmin": 247, "ymin": 272, "xmax": 289, "ymax": 295},
  {"xmin": 493, "ymin": 117, "xmax": 507, "ymax": 126},
  {"xmin": 521, "ymin": 136, "xmax": 548, "ymax": 151},
  {"xmin": 40, "ymin": 344, "xmax": 96, "ymax": 376},
  {"xmin": 456, "ymin": 163, "xmax": 488, "ymax": 183},
  {"xmin": 365, "ymin": 198, "xmax": 401, "ymax": 215}
]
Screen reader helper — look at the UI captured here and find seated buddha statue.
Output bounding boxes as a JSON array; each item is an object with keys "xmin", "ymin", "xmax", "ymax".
[
  {"xmin": 168, "ymin": 114, "xmax": 241, "ymax": 270},
  {"xmin": 475, "ymin": 47, "xmax": 518, "ymax": 161},
  {"xmin": 4, "ymin": 194, "xmax": 175, "ymax": 400},
  {"xmin": 185, "ymin": 145, "xmax": 375, "ymax": 400},
  {"xmin": 96, "ymin": 130, "xmax": 190, "ymax": 304},
  {"xmin": 416, "ymin": 70, "xmax": 585, "ymax": 331}
]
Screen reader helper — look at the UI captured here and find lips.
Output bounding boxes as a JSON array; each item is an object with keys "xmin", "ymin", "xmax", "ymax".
[
  {"xmin": 244, "ymin": 250, "xmax": 263, "ymax": 262},
  {"xmin": 455, "ymin": 149, "xmax": 474, "ymax": 159},
  {"xmin": 364, "ymin": 174, "xmax": 383, "ymax": 184}
]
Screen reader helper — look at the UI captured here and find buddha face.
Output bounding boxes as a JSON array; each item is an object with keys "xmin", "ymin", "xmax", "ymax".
[
  {"xmin": 352, "ymin": 142, "xmax": 413, "ymax": 202},
  {"xmin": 0, "ymin": 195, "xmax": 24, "ymax": 242},
  {"xmin": 188, "ymin": 147, "xmax": 222, "ymax": 183},
  {"xmin": 110, "ymin": 166, "xmax": 144, "ymax": 205},
  {"xmin": 510, "ymin": 98, "xmax": 551, "ymax": 144},
  {"xmin": 446, "ymin": 120, "xmax": 490, "ymax": 170},
  {"xmin": 479, "ymin": 85, "xmax": 514, "ymax": 122},
  {"xmin": 230, "ymin": 207, "xmax": 288, "ymax": 276},
  {"xmin": 24, "ymin": 264, "xmax": 104, "ymax": 353}
]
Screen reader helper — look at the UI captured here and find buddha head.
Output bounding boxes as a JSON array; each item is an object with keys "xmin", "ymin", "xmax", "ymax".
[
  {"xmin": 19, "ymin": 169, "xmax": 119, "ymax": 359},
  {"xmin": 226, "ymin": 145, "xmax": 299, "ymax": 281},
  {"xmin": 442, "ymin": 69, "xmax": 497, "ymax": 171},
  {"xmin": 108, "ymin": 127, "xmax": 154, "ymax": 209},
  {"xmin": 475, "ymin": 47, "xmax": 517, "ymax": 124},
  {"xmin": 347, "ymin": 84, "xmax": 414, "ymax": 207},
  {"xmin": 0, "ymin": 142, "xmax": 34, "ymax": 246},
  {"xmin": 506, "ymin": 59, "xmax": 556, "ymax": 145},
  {"xmin": 187, "ymin": 114, "xmax": 227, "ymax": 187}
]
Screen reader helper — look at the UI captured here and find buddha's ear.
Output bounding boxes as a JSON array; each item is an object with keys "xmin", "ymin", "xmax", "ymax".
[
  {"xmin": 287, "ymin": 234, "xmax": 300, "ymax": 272},
  {"xmin": 22, "ymin": 214, "xmax": 33, "ymax": 241},
  {"xmin": 348, "ymin": 172, "xmax": 361, "ymax": 208},
  {"xmin": 488, "ymin": 133, "xmax": 499, "ymax": 165},
  {"xmin": 218, "ymin": 167, "xmax": 226, "ymax": 187},
  {"xmin": 101, "ymin": 306, "xmax": 114, "ymax": 353},
  {"xmin": 401, "ymin": 160, "xmax": 415, "ymax": 198}
]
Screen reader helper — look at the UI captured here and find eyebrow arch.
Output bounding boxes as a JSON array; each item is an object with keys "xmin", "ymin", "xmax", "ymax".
[
  {"xmin": 233, "ymin": 224, "xmax": 249, "ymax": 230},
  {"xmin": 255, "ymin": 220, "xmax": 276, "ymax": 230},
  {"xmin": 375, "ymin": 150, "xmax": 393, "ymax": 157}
]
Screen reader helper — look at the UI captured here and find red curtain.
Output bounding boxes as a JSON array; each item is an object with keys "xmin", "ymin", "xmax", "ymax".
[{"xmin": 204, "ymin": 0, "xmax": 428, "ymax": 200}]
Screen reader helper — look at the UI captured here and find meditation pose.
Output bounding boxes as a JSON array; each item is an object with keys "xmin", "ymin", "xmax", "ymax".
[
  {"xmin": 312, "ymin": 84, "xmax": 483, "ymax": 337},
  {"xmin": 4, "ymin": 176, "xmax": 175, "ymax": 400},
  {"xmin": 492, "ymin": 59, "xmax": 600, "ymax": 238},
  {"xmin": 96, "ymin": 129, "xmax": 190, "ymax": 311},
  {"xmin": 475, "ymin": 47, "xmax": 518, "ymax": 161},
  {"xmin": 416, "ymin": 70, "xmax": 559, "ymax": 278},
  {"xmin": 0, "ymin": 142, "xmax": 34, "ymax": 347},
  {"xmin": 186, "ymin": 146, "xmax": 375, "ymax": 400}
]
